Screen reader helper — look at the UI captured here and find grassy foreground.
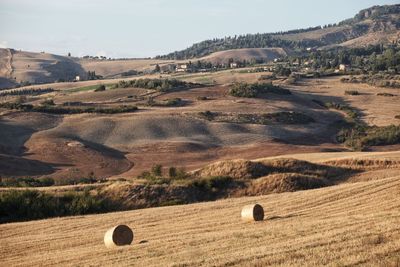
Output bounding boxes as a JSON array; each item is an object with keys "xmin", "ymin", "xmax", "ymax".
[{"xmin": 1, "ymin": 174, "xmax": 399, "ymax": 266}]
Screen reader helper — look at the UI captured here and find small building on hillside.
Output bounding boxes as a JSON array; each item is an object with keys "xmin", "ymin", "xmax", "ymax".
[
  {"xmin": 74, "ymin": 75, "xmax": 81, "ymax": 82},
  {"xmin": 339, "ymin": 64, "xmax": 350, "ymax": 72},
  {"xmin": 230, "ymin": 62, "xmax": 238, "ymax": 68},
  {"xmin": 176, "ymin": 64, "xmax": 189, "ymax": 72}
]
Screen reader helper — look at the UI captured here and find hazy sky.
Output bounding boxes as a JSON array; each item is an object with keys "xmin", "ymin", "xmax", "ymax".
[{"xmin": 0, "ymin": 0, "xmax": 398, "ymax": 58}]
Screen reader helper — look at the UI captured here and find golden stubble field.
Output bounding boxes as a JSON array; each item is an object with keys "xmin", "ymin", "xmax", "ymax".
[{"xmin": 1, "ymin": 162, "xmax": 399, "ymax": 266}]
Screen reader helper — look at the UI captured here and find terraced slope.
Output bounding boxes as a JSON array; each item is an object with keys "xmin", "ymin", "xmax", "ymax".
[{"xmin": 1, "ymin": 173, "xmax": 399, "ymax": 266}]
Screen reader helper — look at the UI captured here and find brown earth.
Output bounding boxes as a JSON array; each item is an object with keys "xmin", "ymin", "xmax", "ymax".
[{"xmin": 1, "ymin": 72, "xmax": 399, "ymax": 181}]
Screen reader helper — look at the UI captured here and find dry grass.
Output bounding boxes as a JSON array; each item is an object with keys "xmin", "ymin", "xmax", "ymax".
[
  {"xmin": 79, "ymin": 59, "xmax": 174, "ymax": 76},
  {"xmin": 1, "ymin": 175, "xmax": 399, "ymax": 266},
  {"xmin": 244, "ymin": 173, "xmax": 329, "ymax": 194},
  {"xmin": 193, "ymin": 159, "xmax": 268, "ymax": 179},
  {"xmin": 323, "ymin": 158, "xmax": 400, "ymax": 170},
  {"xmin": 290, "ymin": 76, "xmax": 400, "ymax": 126}
]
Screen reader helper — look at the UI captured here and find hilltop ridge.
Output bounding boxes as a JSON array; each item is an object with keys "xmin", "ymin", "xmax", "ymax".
[{"xmin": 157, "ymin": 4, "xmax": 400, "ymax": 60}]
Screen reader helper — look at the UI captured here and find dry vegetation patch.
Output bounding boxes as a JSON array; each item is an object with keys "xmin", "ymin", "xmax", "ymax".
[
  {"xmin": 341, "ymin": 74, "xmax": 400, "ymax": 88},
  {"xmin": 195, "ymin": 111, "xmax": 315, "ymax": 125},
  {"xmin": 193, "ymin": 159, "xmax": 268, "ymax": 179},
  {"xmin": 243, "ymin": 173, "xmax": 330, "ymax": 195},
  {"xmin": 229, "ymin": 82, "xmax": 291, "ymax": 98}
]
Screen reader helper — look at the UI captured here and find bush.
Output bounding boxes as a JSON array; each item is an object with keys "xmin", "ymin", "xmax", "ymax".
[
  {"xmin": 198, "ymin": 110, "xmax": 216, "ymax": 120},
  {"xmin": 0, "ymin": 88, "xmax": 54, "ymax": 97},
  {"xmin": 115, "ymin": 79, "xmax": 201, "ymax": 92},
  {"xmin": 169, "ymin": 167, "xmax": 177, "ymax": 178},
  {"xmin": 341, "ymin": 74, "xmax": 400, "ymax": 89},
  {"xmin": 0, "ymin": 190, "xmax": 115, "ymax": 223},
  {"xmin": 190, "ymin": 176, "xmax": 233, "ymax": 195},
  {"xmin": 198, "ymin": 111, "xmax": 314, "ymax": 125},
  {"xmin": 235, "ymin": 112, "xmax": 314, "ymax": 125},
  {"xmin": 151, "ymin": 164, "xmax": 163, "ymax": 177},
  {"xmin": 139, "ymin": 166, "xmax": 188, "ymax": 185},
  {"xmin": 0, "ymin": 102, "xmax": 138, "ymax": 114},
  {"xmin": 94, "ymin": 85, "xmax": 106, "ymax": 92},
  {"xmin": 229, "ymin": 82, "xmax": 291, "ymax": 98},
  {"xmin": 41, "ymin": 99, "xmax": 55, "ymax": 106},
  {"xmin": 0, "ymin": 177, "xmax": 55, "ymax": 187},
  {"xmin": 377, "ymin": 92, "xmax": 396, "ymax": 97},
  {"xmin": 345, "ymin": 90, "xmax": 360, "ymax": 95},
  {"xmin": 313, "ymin": 100, "xmax": 359, "ymax": 120},
  {"xmin": 147, "ymin": 98, "xmax": 183, "ymax": 107},
  {"xmin": 337, "ymin": 124, "xmax": 400, "ymax": 150},
  {"xmin": 285, "ymin": 76, "xmax": 298, "ymax": 85}
]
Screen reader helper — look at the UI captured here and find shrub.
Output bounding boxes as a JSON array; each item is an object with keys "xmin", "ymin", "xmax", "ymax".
[
  {"xmin": 198, "ymin": 111, "xmax": 314, "ymax": 125},
  {"xmin": 115, "ymin": 79, "xmax": 201, "ymax": 92},
  {"xmin": 341, "ymin": 74, "xmax": 400, "ymax": 89},
  {"xmin": 0, "ymin": 102, "xmax": 138, "ymax": 114},
  {"xmin": 54, "ymin": 176, "xmax": 105, "ymax": 186},
  {"xmin": 198, "ymin": 110, "xmax": 216, "ymax": 120},
  {"xmin": 314, "ymin": 100, "xmax": 359, "ymax": 120},
  {"xmin": 258, "ymin": 74, "xmax": 276, "ymax": 81},
  {"xmin": 229, "ymin": 82, "xmax": 291, "ymax": 98},
  {"xmin": 0, "ymin": 177, "xmax": 55, "ymax": 187},
  {"xmin": 285, "ymin": 76, "xmax": 298, "ymax": 85},
  {"xmin": 0, "ymin": 190, "xmax": 115, "ymax": 223},
  {"xmin": 337, "ymin": 124, "xmax": 400, "ymax": 150},
  {"xmin": 151, "ymin": 164, "xmax": 163, "ymax": 177},
  {"xmin": 94, "ymin": 85, "xmax": 106, "ymax": 92},
  {"xmin": 345, "ymin": 90, "xmax": 360, "ymax": 95},
  {"xmin": 41, "ymin": 99, "xmax": 55, "ymax": 106},
  {"xmin": 147, "ymin": 98, "xmax": 183, "ymax": 107},
  {"xmin": 168, "ymin": 167, "xmax": 177, "ymax": 178},
  {"xmin": 190, "ymin": 176, "xmax": 233, "ymax": 193},
  {"xmin": 377, "ymin": 93, "xmax": 395, "ymax": 97},
  {"xmin": 0, "ymin": 88, "xmax": 54, "ymax": 97}
]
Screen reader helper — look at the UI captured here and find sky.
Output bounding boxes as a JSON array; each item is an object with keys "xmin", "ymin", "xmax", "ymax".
[{"xmin": 0, "ymin": 0, "xmax": 398, "ymax": 58}]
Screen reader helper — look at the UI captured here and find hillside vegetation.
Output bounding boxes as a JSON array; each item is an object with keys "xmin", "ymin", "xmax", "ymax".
[{"xmin": 157, "ymin": 5, "xmax": 400, "ymax": 60}]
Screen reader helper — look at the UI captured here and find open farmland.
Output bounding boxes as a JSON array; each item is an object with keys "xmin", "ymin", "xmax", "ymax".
[
  {"xmin": 1, "ymin": 154, "xmax": 399, "ymax": 266},
  {"xmin": 1, "ymin": 69, "xmax": 400, "ymax": 179},
  {"xmin": 1, "ymin": 3, "xmax": 400, "ymax": 266}
]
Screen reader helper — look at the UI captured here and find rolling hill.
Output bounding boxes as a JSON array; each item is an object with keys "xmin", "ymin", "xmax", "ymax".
[
  {"xmin": 0, "ymin": 49, "xmax": 87, "ymax": 89},
  {"xmin": 1, "ymin": 4, "xmax": 399, "ymax": 89},
  {"xmin": 158, "ymin": 4, "xmax": 400, "ymax": 60},
  {"xmin": 1, "ymin": 4, "xmax": 400, "ymax": 266}
]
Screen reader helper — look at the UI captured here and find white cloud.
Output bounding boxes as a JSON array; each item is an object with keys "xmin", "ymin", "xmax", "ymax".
[{"xmin": 0, "ymin": 41, "xmax": 8, "ymax": 48}]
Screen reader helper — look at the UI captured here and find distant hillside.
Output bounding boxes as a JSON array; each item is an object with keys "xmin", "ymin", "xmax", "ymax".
[
  {"xmin": 157, "ymin": 4, "xmax": 400, "ymax": 60},
  {"xmin": 0, "ymin": 49, "xmax": 166, "ymax": 89},
  {"xmin": 0, "ymin": 49, "xmax": 87, "ymax": 89},
  {"xmin": 1, "ymin": 4, "xmax": 399, "ymax": 89},
  {"xmin": 198, "ymin": 48, "xmax": 288, "ymax": 65}
]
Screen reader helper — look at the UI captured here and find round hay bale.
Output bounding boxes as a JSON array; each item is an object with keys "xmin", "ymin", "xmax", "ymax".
[
  {"xmin": 104, "ymin": 225, "xmax": 134, "ymax": 248},
  {"xmin": 241, "ymin": 204, "xmax": 264, "ymax": 222}
]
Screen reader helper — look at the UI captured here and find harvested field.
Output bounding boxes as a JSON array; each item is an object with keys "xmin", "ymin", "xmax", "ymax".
[{"xmin": 1, "ymin": 174, "xmax": 399, "ymax": 266}]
